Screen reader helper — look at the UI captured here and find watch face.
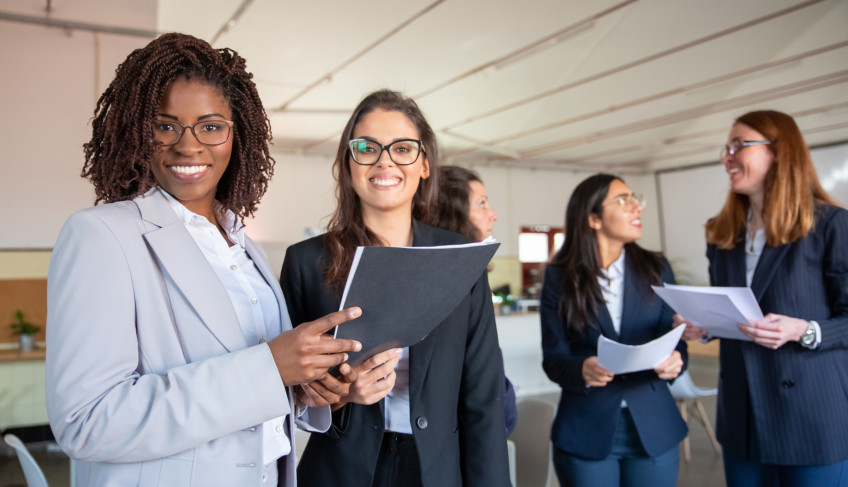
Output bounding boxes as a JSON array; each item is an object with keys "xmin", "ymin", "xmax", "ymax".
[{"xmin": 802, "ymin": 325, "xmax": 816, "ymax": 345}]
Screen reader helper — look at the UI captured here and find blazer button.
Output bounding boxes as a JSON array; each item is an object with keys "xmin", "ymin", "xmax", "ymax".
[
  {"xmin": 416, "ymin": 416, "xmax": 429, "ymax": 430},
  {"xmin": 782, "ymin": 379, "xmax": 795, "ymax": 388}
]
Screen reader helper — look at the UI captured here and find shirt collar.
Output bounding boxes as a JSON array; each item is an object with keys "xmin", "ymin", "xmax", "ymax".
[
  {"xmin": 157, "ymin": 187, "xmax": 245, "ymax": 248},
  {"xmin": 601, "ymin": 248, "xmax": 626, "ymax": 281}
]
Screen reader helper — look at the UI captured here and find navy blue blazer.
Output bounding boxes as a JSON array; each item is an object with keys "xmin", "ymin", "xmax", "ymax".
[
  {"xmin": 540, "ymin": 255, "xmax": 688, "ymax": 460},
  {"xmin": 709, "ymin": 204, "xmax": 848, "ymax": 465},
  {"xmin": 280, "ymin": 220, "xmax": 510, "ymax": 487}
]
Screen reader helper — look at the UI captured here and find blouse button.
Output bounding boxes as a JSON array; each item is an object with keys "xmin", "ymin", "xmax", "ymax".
[{"xmin": 229, "ymin": 264, "xmax": 237, "ymax": 271}]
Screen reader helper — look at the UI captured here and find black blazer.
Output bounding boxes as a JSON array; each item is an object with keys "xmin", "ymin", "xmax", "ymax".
[
  {"xmin": 280, "ymin": 220, "xmax": 510, "ymax": 487},
  {"xmin": 708, "ymin": 204, "xmax": 848, "ymax": 465},
  {"xmin": 540, "ymin": 255, "xmax": 688, "ymax": 460}
]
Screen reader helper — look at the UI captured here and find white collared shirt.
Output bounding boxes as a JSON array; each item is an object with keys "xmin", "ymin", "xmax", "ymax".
[
  {"xmin": 598, "ymin": 249, "xmax": 626, "ymax": 335},
  {"xmin": 384, "ymin": 347, "xmax": 412, "ymax": 433},
  {"xmin": 157, "ymin": 188, "xmax": 289, "ymax": 480},
  {"xmin": 598, "ymin": 250, "xmax": 627, "ymax": 407}
]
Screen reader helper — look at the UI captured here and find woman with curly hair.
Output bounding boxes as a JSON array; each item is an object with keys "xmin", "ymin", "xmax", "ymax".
[{"xmin": 46, "ymin": 33, "xmax": 361, "ymax": 487}]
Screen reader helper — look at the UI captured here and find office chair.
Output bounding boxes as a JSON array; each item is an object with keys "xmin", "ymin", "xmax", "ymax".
[
  {"xmin": 3, "ymin": 433, "xmax": 49, "ymax": 487},
  {"xmin": 510, "ymin": 398, "xmax": 556, "ymax": 487},
  {"xmin": 668, "ymin": 370, "xmax": 721, "ymax": 461}
]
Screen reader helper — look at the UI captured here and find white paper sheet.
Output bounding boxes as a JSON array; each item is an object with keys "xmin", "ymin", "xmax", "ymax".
[
  {"xmin": 597, "ymin": 325, "xmax": 686, "ymax": 375},
  {"xmin": 651, "ymin": 283, "xmax": 763, "ymax": 341}
]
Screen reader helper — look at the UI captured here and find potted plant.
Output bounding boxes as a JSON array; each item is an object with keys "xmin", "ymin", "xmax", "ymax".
[{"xmin": 10, "ymin": 310, "xmax": 40, "ymax": 352}]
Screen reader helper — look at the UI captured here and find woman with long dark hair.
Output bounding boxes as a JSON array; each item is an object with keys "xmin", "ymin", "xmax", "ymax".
[
  {"xmin": 280, "ymin": 90, "xmax": 510, "ymax": 487},
  {"xmin": 683, "ymin": 110, "xmax": 848, "ymax": 487},
  {"xmin": 541, "ymin": 173, "xmax": 687, "ymax": 487}
]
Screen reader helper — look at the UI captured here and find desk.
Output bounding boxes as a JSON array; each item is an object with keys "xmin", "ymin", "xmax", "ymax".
[
  {"xmin": 0, "ymin": 347, "xmax": 47, "ymax": 430},
  {"xmin": 495, "ymin": 313, "xmax": 558, "ymax": 398}
]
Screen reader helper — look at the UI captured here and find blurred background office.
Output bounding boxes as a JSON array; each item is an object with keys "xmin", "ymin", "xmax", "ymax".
[{"xmin": 1, "ymin": 1, "xmax": 847, "ymax": 486}]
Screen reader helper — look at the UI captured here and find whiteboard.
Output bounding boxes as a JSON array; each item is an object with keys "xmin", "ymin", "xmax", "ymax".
[{"xmin": 657, "ymin": 141, "xmax": 848, "ymax": 285}]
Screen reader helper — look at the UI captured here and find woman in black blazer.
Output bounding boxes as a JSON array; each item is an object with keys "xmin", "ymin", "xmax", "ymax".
[
  {"xmin": 683, "ymin": 110, "xmax": 848, "ymax": 487},
  {"xmin": 541, "ymin": 173, "xmax": 687, "ymax": 487},
  {"xmin": 280, "ymin": 90, "xmax": 510, "ymax": 487}
]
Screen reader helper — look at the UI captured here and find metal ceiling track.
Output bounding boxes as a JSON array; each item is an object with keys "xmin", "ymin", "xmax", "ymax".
[{"xmin": 0, "ymin": 10, "xmax": 158, "ymax": 38}]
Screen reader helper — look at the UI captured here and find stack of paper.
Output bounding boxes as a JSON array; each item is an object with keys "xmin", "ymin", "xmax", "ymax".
[{"xmin": 651, "ymin": 283, "xmax": 763, "ymax": 341}]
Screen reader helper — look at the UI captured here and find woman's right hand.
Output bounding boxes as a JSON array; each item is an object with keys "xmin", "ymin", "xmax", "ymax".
[
  {"xmin": 269, "ymin": 307, "xmax": 363, "ymax": 386},
  {"xmin": 672, "ymin": 313, "xmax": 708, "ymax": 341},
  {"xmin": 334, "ymin": 348, "xmax": 402, "ymax": 410},
  {"xmin": 582, "ymin": 356, "xmax": 614, "ymax": 387}
]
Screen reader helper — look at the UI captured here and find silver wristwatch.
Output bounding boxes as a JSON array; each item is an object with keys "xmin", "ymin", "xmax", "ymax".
[{"xmin": 800, "ymin": 320, "xmax": 817, "ymax": 347}]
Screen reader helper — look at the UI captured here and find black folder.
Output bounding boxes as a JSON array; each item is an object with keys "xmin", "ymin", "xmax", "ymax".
[{"xmin": 333, "ymin": 240, "xmax": 500, "ymax": 369}]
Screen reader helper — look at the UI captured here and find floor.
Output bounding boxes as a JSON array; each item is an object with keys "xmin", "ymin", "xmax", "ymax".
[{"xmin": 0, "ymin": 356, "xmax": 723, "ymax": 487}]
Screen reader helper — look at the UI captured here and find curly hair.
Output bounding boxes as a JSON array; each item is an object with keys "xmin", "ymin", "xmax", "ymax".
[
  {"xmin": 81, "ymin": 32, "xmax": 274, "ymax": 220},
  {"xmin": 323, "ymin": 89, "xmax": 440, "ymax": 293},
  {"xmin": 432, "ymin": 165, "xmax": 483, "ymax": 241}
]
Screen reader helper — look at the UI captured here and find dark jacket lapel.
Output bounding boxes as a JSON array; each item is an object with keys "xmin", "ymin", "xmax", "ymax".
[
  {"xmin": 751, "ymin": 243, "xmax": 791, "ymax": 301},
  {"xmin": 408, "ymin": 220, "xmax": 441, "ymax": 398}
]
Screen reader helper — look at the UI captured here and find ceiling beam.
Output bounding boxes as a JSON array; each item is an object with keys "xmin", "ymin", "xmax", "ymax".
[{"xmin": 0, "ymin": 10, "xmax": 158, "ymax": 38}]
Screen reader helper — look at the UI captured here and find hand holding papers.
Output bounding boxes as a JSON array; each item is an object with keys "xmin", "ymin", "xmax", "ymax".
[
  {"xmin": 651, "ymin": 283, "xmax": 764, "ymax": 341},
  {"xmin": 597, "ymin": 325, "xmax": 686, "ymax": 375},
  {"xmin": 333, "ymin": 239, "xmax": 500, "ymax": 369}
]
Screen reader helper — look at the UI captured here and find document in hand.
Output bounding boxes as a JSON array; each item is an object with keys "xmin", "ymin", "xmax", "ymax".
[
  {"xmin": 597, "ymin": 325, "xmax": 685, "ymax": 375},
  {"xmin": 334, "ymin": 239, "xmax": 500, "ymax": 369},
  {"xmin": 651, "ymin": 283, "xmax": 764, "ymax": 341}
]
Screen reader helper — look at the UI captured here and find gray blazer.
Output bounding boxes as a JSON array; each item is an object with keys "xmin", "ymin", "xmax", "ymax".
[{"xmin": 46, "ymin": 189, "xmax": 328, "ymax": 487}]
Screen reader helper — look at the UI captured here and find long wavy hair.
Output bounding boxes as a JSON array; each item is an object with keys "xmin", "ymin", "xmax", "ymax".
[
  {"xmin": 549, "ymin": 174, "xmax": 664, "ymax": 340},
  {"xmin": 81, "ymin": 33, "xmax": 274, "ymax": 220},
  {"xmin": 432, "ymin": 166, "xmax": 483, "ymax": 241},
  {"xmin": 705, "ymin": 110, "xmax": 838, "ymax": 249},
  {"xmin": 323, "ymin": 90, "xmax": 440, "ymax": 292}
]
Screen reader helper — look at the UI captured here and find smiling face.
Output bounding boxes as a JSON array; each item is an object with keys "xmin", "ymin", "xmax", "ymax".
[
  {"xmin": 467, "ymin": 180, "xmax": 498, "ymax": 241},
  {"xmin": 722, "ymin": 123, "xmax": 774, "ymax": 203},
  {"xmin": 349, "ymin": 109, "xmax": 430, "ymax": 221},
  {"xmin": 589, "ymin": 179, "xmax": 643, "ymax": 248},
  {"xmin": 150, "ymin": 78, "xmax": 233, "ymax": 220}
]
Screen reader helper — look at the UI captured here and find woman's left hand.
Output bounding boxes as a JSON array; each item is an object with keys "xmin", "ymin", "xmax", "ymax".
[
  {"xmin": 738, "ymin": 313, "xmax": 808, "ymax": 350},
  {"xmin": 297, "ymin": 363, "xmax": 358, "ymax": 408},
  {"xmin": 654, "ymin": 350, "xmax": 683, "ymax": 380}
]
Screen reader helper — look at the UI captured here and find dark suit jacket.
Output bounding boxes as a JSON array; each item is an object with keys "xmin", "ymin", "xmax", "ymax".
[
  {"xmin": 540, "ymin": 255, "xmax": 688, "ymax": 460},
  {"xmin": 280, "ymin": 220, "xmax": 510, "ymax": 487},
  {"xmin": 708, "ymin": 204, "xmax": 848, "ymax": 465}
]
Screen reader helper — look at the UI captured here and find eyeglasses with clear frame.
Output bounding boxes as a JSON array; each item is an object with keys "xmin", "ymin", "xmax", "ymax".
[
  {"xmin": 720, "ymin": 139, "xmax": 770, "ymax": 159},
  {"xmin": 603, "ymin": 193, "xmax": 646, "ymax": 210},
  {"xmin": 348, "ymin": 138, "xmax": 423, "ymax": 166},
  {"xmin": 153, "ymin": 119, "xmax": 234, "ymax": 147}
]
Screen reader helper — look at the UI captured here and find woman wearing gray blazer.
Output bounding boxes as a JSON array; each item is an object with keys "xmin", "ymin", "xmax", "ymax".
[{"xmin": 46, "ymin": 33, "xmax": 360, "ymax": 487}]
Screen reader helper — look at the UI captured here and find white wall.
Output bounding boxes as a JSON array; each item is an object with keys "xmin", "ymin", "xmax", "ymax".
[{"xmin": 0, "ymin": 19, "xmax": 152, "ymax": 249}]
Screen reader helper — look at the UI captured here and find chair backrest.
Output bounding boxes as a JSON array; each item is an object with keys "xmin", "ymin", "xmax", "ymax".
[
  {"xmin": 668, "ymin": 370, "xmax": 717, "ymax": 400},
  {"xmin": 3, "ymin": 434, "xmax": 49, "ymax": 487},
  {"xmin": 510, "ymin": 398, "xmax": 556, "ymax": 487}
]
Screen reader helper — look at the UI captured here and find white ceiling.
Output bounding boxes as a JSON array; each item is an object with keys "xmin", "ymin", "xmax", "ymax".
[{"xmin": 5, "ymin": 0, "xmax": 848, "ymax": 172}]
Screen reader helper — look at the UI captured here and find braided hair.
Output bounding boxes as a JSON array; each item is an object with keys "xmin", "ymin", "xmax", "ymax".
[{"xmin": 81, "ymin": 32, "xmax": 274, "ymax": 220}]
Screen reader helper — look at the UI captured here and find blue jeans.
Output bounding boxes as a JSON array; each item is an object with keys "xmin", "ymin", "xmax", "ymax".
[
  {"xmin": 553, "ymin": 408, "xmax": 679, "ymax": 487},
  {"xmin": 724, "ymin": 450, "xmax": 848, "ymax": 487}
]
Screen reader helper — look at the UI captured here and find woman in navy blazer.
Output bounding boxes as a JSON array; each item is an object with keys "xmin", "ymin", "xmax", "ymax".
[
  {"xmin": 684, "ymin": 110, "xmax": 848, "ymax": 486},
  {"xmin": 541, "ymin": 173, "xmax": 687, "ymax": 487},
  {"xmin": 280, "ymin": 90, "xmax": 510, "ymax": 487}
]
